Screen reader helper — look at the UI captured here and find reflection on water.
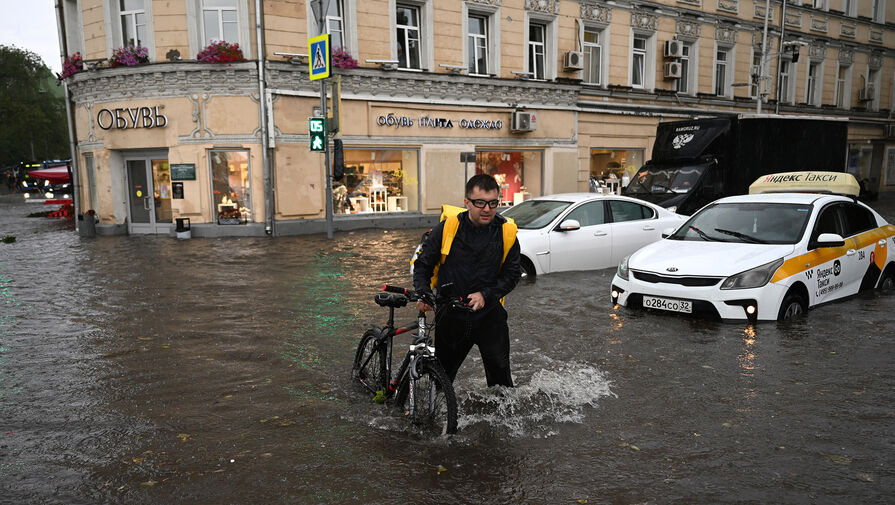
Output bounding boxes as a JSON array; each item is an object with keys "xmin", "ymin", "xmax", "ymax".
[{"xmin": 1, "ymin": 193, "xmax": 895, "ymax": 504}]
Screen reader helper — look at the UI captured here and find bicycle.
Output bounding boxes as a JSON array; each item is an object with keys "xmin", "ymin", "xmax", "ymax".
[{"xmin": 351, "ymin": 284, "xmax": 466, "ymax": 436}]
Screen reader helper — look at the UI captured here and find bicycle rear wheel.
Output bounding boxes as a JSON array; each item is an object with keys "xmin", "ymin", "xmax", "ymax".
[
  {"xmin": 352, "ymin": 330, "xmax": 387, "ymax": 395},
  {"xmin": 394, "ymin": 360, "xmax": 458, "ymax": 435}
]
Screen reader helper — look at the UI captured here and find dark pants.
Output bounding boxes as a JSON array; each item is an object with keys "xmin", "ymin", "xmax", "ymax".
[{"xmin": 434, "ymin": 305, "xmax": 513, "ymax": 387}]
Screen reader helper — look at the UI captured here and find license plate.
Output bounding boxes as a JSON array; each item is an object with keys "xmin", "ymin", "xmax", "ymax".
[{"xmin": 642, "ymin": 295, "xmax": 692, "ymax": 314}]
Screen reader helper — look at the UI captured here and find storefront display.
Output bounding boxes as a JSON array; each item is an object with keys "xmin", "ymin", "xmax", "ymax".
[
  {"xmin": 475, "ymin": 151, "xmax": 542, "ymax": 205},
  {"xmin": 336, "ymin": 149, "xmax": 419, "ymax": 214},
  {"xmin": 210, "ymin": 150, "xmax": 251, "ymax": 224},
  {"xmin": 590, "ymin": 149, "xmax": 644, "ymax": 193}
]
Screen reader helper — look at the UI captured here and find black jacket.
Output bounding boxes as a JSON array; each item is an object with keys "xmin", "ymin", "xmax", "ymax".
[{"xmin": 412, "ymin": 211, "xmax": 521, "ymax": 319}]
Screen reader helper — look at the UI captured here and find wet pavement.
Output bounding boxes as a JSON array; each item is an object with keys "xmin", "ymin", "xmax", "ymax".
[{"xmin": 1, "ymin": 192, "xmax": 894, "ymax": 504}]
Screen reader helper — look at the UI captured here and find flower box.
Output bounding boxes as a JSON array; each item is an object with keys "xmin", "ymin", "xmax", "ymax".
[{"xmin": 218, "ymin": 217, "xmax": 241, "ymax": 225}]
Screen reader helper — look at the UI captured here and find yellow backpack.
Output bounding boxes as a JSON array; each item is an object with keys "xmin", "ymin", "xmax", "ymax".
[{"xmin": 411, "ymin": 204, "xmax": 517, "ymax": 302}]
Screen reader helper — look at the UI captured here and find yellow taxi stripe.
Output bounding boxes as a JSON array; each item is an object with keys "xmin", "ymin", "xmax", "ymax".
[{"xmin": 771, "ymin": 225, "xmax": 895, "ymax": 283}]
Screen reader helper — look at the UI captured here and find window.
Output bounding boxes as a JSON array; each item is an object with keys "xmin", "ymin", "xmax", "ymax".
[
  {"xmin": 843, "ymin": 0, "xmax": 856, "ymax": 16},
  {"xmin": 714, "ymin": 48, "xmax": 729, "ymax": 96},
  {"xmin": 835, "ymin": 64, "xmax": 850, "ymax": 108},
  {"xmin": 475, "ymin": 151, "xmax": 544, "ymax": 202},
  {"xmin": 528, "ymin": 23, "xmax": 546, "ymax": 80},
  {"xmin": 631, "ymin": 35, "xmax": 647, "ymax": 88},
  {"xmin": 807, "ymin": 62, "xmax": 821, "ymax": 106},
  {"xmin": 866, "ymin": 68, "xmax": 879, "ymax": 109},
  {"xmin": 842, "ymin": 203, "xmax": 876, "ymax": 236},
  {"xmin": 608, "ymin": 200, "xmax": 654, "ymax": 222},
  {"xmin": 339, "ymin": 150, "xmax": 419, "ymax": 213},
  {"xmin": 780, "ymin": 59, "xmax": 793, "ymax": 103},
  {"xmin": 325, "ymin": 0, "xmax": 345, "ymax": 49},
  {"xmin": 396, "ymin": 4, "xmax": 421, "ymax": 69},
  {"xmin": 567, "ymin": 201, "xmax": 606, "ymax": 227},
  {"xmin": 812, "ymin": 204, "xmax": 843, "ymax": 242},
  {"xmin": 676, "ymin": 44, "xmax": 691, "ymax": 94},
  {"xmin": 872, "ymin": 0, "xmax": 885, "ymax": 23},
  {"xmin": 812, "ymin": 0, "xmax": 828, "ymax": 9},
  {"xmin": 120, "ymin": 0, "xmax": 146, "ymax": 46},
  {"xmin": 468, "ymin": 14, "xmax": 489, "ymax": 75},
  {"xmin": 590, "ymin": 149, "xmax": 644, "ymax": 186},
  {"xmin": 582, "ymin": 28, "xmax": 602, "ymax": 85},
  {"xmin": 202, "ymin": 0, "xmax": 238, "ymax": 46},
  {"xmin": 210, "ymin": 151, "xmax": 252, "ymax": 223},
  {"xmin": 750, "ymin": 51, "xmax": 761, "ymax": 98}
]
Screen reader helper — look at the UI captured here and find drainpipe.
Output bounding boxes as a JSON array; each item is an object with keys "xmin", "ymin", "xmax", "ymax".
[
  {"xmin": 55, "ymin": 0, "xmax": 81, "ymax": 230},
  {"xmin": 255, "ymin": 0, "xmax": 275, "ymax": 236},
  {"xmin": 774, "ymin": 0, "xmax": 788, "ymax": 114}
]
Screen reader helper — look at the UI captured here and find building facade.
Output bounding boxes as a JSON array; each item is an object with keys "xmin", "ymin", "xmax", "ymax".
[{"xmin": 56, "ymin": 0, "xmax": 895, "ymax": 236}]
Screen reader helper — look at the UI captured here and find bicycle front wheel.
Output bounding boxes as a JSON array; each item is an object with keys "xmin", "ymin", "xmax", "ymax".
[
  {"xmin": 352, "ymin": 330, "xmax": 387, "ymax": 396},
  {"xmin": 394, "ymin": 360, "xmax": 458, "ymax": 435}
]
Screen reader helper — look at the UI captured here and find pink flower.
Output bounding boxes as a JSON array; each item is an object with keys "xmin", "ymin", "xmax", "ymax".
[{"xmin": 197, "ymin": 41, "xmax": 246, "ymax": 64}]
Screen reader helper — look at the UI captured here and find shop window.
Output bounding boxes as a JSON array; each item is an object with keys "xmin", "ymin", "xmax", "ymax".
[
  {"xmin": 590, "ymin": 149, "xmax": 644, "ymax": 192},
  {"xmin": 210, "ymin": 151, "xmax": 251, "ymax": 223},
  {"xmin": 475, "ymin": 151, "xmax": 543, "ymax": 206},
  {"xmin": 338, "ymin": 149, "xmax": 419, "ymax": 214},
  {"xmin": 152, "ymin": 160, "xmax": 172, "ymax": 223}
]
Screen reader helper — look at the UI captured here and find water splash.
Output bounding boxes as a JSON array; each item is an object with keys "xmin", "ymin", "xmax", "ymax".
[{"xmin": 458, "ymin": 359, "xmax": 615, "ymax": 437}]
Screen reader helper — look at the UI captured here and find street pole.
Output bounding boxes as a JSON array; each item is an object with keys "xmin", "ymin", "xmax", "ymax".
[
  {"xmin": 758, "ymin": 0, "xmax": 771, "ymax": 114},
  {"xmin": 322, "ymin": 79, "xmax": 334, "ymax": 240}
]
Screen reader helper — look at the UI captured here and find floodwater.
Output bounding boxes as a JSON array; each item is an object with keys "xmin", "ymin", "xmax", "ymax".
[{"xmin": 1, "ymin": 193, "xmax": 894, "ymax": 505}]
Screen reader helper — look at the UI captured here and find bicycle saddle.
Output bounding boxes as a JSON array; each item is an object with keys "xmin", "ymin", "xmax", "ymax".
[{"xmin": 374, "ymin": 292, "xmax": 408, "ymax": 308}]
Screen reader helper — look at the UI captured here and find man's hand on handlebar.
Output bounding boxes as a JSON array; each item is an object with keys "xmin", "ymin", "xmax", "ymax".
[
  {"xmin": 416, "ymin": 299, "xmax": 434, "ymax": 313},
  {"xmin": 466, "ymin": 291, "xmax": 485, "ymax": 311}
]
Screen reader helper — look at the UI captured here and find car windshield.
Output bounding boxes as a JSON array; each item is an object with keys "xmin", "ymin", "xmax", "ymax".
[
  {"xmin": 501, "ymin": 200, "xmax": 572, "ymax": 229},
  {"xmin": 625, "ymin": 164, "xmax": 706, "ymax": 195},
  {"xmin": 670, "ymin": 202, "xmax": 813, "ymax": 244}
]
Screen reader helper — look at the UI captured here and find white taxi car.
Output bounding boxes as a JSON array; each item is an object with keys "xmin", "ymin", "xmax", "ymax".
[
  {"xmin": 500, "ymin": 193, "xmax": 686, "ymax": 277},
  {"xmin": 610, "ymin": 172, "xmax": 895, "ymax": 322}
]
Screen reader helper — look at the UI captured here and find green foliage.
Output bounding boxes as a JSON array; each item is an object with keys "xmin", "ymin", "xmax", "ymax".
[{"xmin": 0, "ymin": 45, "xmax": 69, "ymax": 167}]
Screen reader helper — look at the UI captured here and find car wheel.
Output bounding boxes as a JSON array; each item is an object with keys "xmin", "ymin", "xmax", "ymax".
[
  {"xmin": 777, "ymin": 291, "xmax": 807, "ymax": 321},
  {"xmin": 879, "ymin": 267, "xmax": 895, "ymax": 292},
  {"xmin": 520, "ymin": 257, "xmax": 537, "ymax": 281}
]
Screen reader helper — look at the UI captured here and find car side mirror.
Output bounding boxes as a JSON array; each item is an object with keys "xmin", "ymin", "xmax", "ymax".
[
  {"xmin": 556, "ymin": 219, "xmax": 581, "ymax": 232},
  {"xmin": 661, "ymin": 227, "xmax": 676, "ymax": 238},
  {"xmin": 814, "ymin": 233, "xmax": 845, "ymax": 248}
]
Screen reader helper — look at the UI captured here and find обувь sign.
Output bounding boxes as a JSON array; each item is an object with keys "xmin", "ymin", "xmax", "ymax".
[{"xmin": 97, "ymin": 106, "xmax": 168, "ymax": 130}]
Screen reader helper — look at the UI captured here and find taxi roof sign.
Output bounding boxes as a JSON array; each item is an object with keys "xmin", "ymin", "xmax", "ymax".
[
  {"xmin": 748, "ymin": 171, "xmax": 859, "ymax": 196},
  {"xmin": 308, "ymin": 34, "xmax": 331, "ymax": 80}
]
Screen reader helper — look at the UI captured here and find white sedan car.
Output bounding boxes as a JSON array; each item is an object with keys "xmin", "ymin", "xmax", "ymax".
[
  {"xmin": 500, "ymin": 193, "xmax": 686, "ymax": 277},
  {"xmin": 610, "ymin": 172, "xmax": 895, "ymax": 322}
]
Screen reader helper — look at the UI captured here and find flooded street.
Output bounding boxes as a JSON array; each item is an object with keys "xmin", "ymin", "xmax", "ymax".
[{"xmin": 1, "ymin": 193, "xmax": 894, "ymax": 504}]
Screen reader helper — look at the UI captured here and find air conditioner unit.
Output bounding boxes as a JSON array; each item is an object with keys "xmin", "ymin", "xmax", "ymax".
[
  {"xmin": 858, "ymin": 85, "xmax": 875, "ymax": 101},
  {"xmin": 663, "ymin": 61, "xmax": 682, "ymax": 79},
  {"xmin": 563, "ymin": 51, "xmax": 584, "ymax": 70},
  {"xmin": 664, "ymin": 40, "xmax": 683, "ymax": 59},
  {"xmin": 886, "ymin": 124, "xmax": 895, "ymax": 138},
  {"xmin": 511, "ymin": 111, "xmax": 537, "ymax": 132}
]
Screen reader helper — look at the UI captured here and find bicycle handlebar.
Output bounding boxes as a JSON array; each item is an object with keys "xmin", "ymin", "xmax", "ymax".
[{"xmin": 381, "ymin": 284, "xmax": 471, "ymax": 312}]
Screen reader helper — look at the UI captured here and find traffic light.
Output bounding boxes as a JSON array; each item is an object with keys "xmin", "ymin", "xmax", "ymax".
[{"xmin": 309, "ymin": 117, "xmax": 326, "ymax": 152}]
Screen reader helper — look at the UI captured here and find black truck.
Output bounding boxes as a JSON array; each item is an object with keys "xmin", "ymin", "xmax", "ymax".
[{"xmin": 622, "ymin": 116, "xmax": 848, "ymax": 215}]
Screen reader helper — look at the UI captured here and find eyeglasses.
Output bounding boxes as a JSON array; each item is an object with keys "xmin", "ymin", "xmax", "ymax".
[{"xmin": 468, "ymin": 199, "xmax": 500, "ymax": 209}]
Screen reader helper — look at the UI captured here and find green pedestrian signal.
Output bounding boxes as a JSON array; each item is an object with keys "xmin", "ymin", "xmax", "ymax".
[{"xmin": 309, "ymin": 117, "xmax": 326, "ymax": 152}]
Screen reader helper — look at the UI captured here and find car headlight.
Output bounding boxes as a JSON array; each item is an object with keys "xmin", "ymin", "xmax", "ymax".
[
  {"xmin": 720, "ymin": 258, "xmax": 784, "ymax": 290},
  {"xmin": 617, "ymin": 256, "xmax": 630, "ymax": 281}
]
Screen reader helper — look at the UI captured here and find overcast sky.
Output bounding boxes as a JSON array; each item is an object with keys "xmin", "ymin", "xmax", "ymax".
[{"xmin": 1, "ymin": 2, "xmax": 63, "ymax": 75}]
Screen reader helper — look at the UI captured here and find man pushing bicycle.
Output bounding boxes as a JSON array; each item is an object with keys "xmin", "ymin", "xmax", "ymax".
[{"xmin": 412, "ymin": 174, "xmax": 522, "ymax": 388}]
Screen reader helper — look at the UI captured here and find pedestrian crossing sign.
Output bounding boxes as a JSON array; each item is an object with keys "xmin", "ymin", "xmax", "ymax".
[{"xmin": 308, "ymin": 34, "xmax": 331, "ymax": 81}]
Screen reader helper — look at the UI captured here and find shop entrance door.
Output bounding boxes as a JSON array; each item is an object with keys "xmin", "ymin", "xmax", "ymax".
[{"xmin": 125, "ymin": 157, "xmax": 173, "ymax": 234}]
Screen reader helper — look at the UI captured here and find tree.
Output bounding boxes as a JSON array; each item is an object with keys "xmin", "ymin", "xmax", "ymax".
[{"xmin": 0, "ymin": 45, "xmax": 69, "ymax": 168}]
